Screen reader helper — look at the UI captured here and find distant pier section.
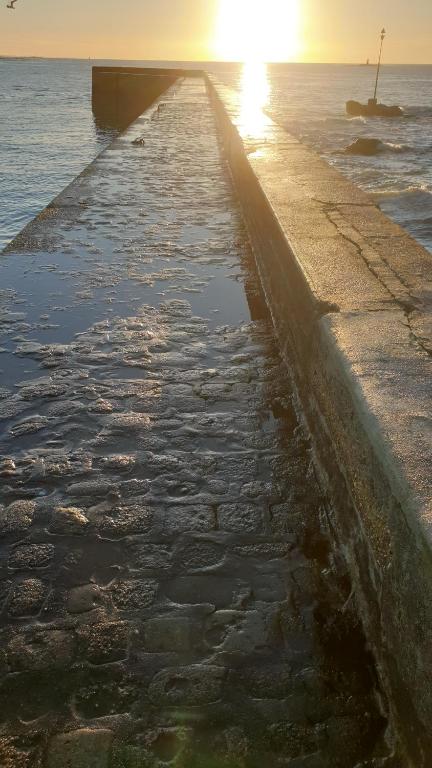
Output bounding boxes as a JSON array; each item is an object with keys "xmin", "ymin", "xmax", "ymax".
[{"xmin": 92, "ymin": 65, "xmax": 203, "ymax": 129}]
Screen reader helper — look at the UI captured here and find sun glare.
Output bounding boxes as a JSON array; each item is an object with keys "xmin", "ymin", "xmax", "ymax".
[
  {"xmin": 215, "ymin": 0, "xmax": 300, "ymax": 63},
  {"xmin": 238, "ymin": 61, "xmax": 271, "ymax": 137}
]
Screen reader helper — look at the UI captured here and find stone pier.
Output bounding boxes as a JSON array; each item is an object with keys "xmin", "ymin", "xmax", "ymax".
[
  {"xmin": 92, "ymin": 66, "xmax": 201, "ymax": 130},
  {"xmin": 1, "ymin": 68, "xmax": 430, "ymax": 767}
]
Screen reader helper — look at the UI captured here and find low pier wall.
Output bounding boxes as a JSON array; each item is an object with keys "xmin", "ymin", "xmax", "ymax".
[
  {"xmin": 207, "ymin": 76, "xmax": 432, "ymax": 766},
  {"xmin": 92, "ymin": 66, "xmax": 202, "ymax": 130}
]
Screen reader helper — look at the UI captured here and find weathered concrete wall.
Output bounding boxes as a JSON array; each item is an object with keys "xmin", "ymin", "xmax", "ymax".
[
  {"xmin": 92, "ymin": 66, "xmax": 202, "ymax": 130},
  {"xmin": 208, "ymin": 75, "xmax": 432, "ymax": 766}
]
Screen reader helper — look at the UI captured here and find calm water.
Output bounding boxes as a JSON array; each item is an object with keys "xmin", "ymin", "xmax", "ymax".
[{"xmin": 1, "ymin": 58, "xmax": 432, "ymax": 251}]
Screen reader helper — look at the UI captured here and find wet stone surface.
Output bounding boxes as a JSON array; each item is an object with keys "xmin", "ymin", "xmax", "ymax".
[{"xmin": 0, "ymin": 80, "xmax": 396, "ymax": 766}]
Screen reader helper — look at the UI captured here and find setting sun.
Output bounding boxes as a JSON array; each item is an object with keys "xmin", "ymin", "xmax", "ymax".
[{"xmin": 215, "ymin": 0, "xmax": 301, "ymax": 62}]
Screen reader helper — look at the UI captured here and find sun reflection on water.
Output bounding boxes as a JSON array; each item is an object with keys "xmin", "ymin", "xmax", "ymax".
[{"xmin": 239, "ymin": 61, "xmax": 270, "ymax": 138}]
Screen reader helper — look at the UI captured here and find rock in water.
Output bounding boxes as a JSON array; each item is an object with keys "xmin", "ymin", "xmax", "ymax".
[{"xmin": 345, "ymin": 138, "xmax": 383, "ymax": 156}]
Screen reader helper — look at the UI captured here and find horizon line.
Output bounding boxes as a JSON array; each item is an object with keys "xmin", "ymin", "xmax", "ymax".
[{"xmin": 1, "ymin": 55, "xmax": 432, "ymax": 66}]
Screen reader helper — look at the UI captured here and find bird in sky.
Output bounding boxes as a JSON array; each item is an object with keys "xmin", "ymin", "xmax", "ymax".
[{"xmin": 7, "ymin": 0, "xmax": 18, "ymax": 8}]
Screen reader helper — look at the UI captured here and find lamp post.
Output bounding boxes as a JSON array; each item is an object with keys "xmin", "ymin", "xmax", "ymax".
[{"xmin": 373, "ymin": 28, "xmax": 386, "ymax": 104}]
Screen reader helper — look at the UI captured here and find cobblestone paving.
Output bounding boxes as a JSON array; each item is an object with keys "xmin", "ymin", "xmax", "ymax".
[{"xmin": 0, "ymin": 80, "xmax": 397, "ymax": 767}]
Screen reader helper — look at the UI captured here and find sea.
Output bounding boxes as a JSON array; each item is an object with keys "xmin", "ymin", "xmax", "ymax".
[{"xmin": 1, "ymin": 58, "xmax": 432, "ymax": 252}]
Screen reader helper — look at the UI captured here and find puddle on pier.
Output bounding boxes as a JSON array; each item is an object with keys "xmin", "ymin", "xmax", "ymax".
[
  {"xmin": 0, "ymin": 254, "xmax": 250, "ymax": 387},
  {"xmin": 0, "ymin": 79, "xmax": 397, "ymax": 767}
]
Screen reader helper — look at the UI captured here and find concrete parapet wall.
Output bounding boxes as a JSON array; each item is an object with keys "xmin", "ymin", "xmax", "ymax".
[
  {"xmin": 207, "ymin": 75, "xmax": 432, "ymax": 765},
  {"xmin": 92, "ymin": 66, "xmax": 202, "ymax": 130}
]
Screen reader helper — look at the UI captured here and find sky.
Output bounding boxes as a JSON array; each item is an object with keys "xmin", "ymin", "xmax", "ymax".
[{"xmin": 1, "ymin": 0, "xmax": 431, "ymax": 64}]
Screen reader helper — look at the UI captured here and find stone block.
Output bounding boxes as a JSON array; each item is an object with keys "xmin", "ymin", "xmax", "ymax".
[
  {"xmin": 46, "ymin": 729, "xmax": 113, "ymax": 768},
  {"xmin": 149, "ymin": 665, "xmax": 225, "ymax": 705},
  {"xmin": 78, "ymin": 621, "xmax": 129, "ymax": 665},
  {"xmin": 143, "ymin": 616, "xmax": 194, "ymax": 652}
]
